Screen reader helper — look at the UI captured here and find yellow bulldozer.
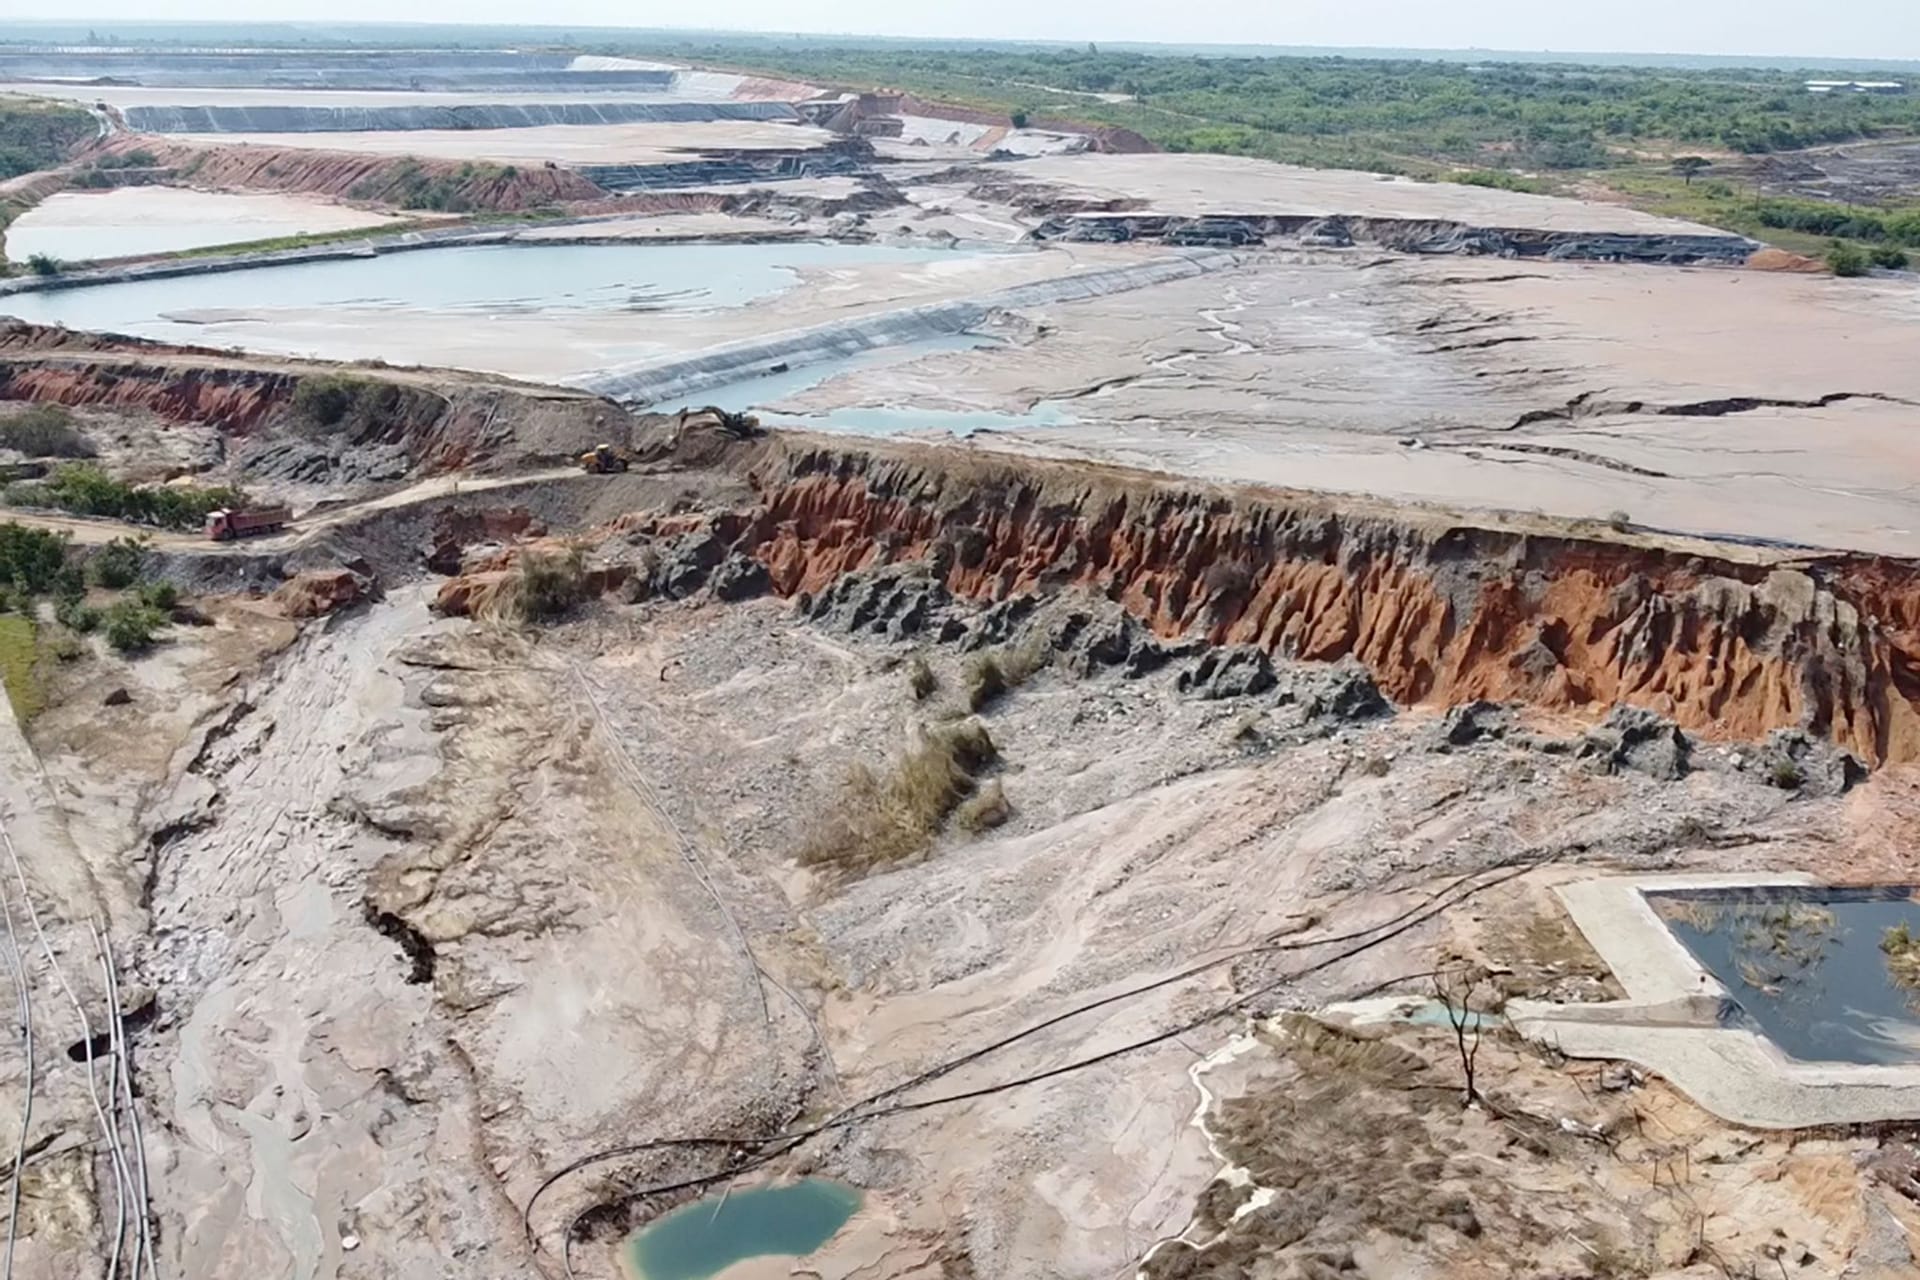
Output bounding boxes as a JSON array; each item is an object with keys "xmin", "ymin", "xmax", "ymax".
[{"xmin": 578, "ymin": 443, "xmax": 631, "ymax": 474}]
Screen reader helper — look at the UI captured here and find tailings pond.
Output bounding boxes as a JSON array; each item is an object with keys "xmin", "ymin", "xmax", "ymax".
[
  {"xmin": 1651, "ymin": 887, "xmax": 1920, "ymax": 1066},
  {"xmin": 0, "ymin": 241, "xmax": 989, "ymax": 378},
  {"xmin": 623, "ymin": 1179, "xmax": 860, "ymax": 1280}
]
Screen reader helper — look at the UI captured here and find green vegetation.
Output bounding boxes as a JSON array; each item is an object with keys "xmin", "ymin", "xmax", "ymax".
[
  {"xmin": 291, "ymin": 373, "xmax": 440, "ymax": 436},
  {"xmin": 1445, "ymin": 169, "xmax": 1546, "ymax": 194},
  {"xmin": 0, "ymin": 99, "xmax": 95, "ymax": 181},
  {"xmin": 1883, "ymin": 922, "xmax": 1920, "ymax": 991},
  {"xmin": 345, "ymin": 158, "xmax": 520, "ymax": 212},
  {"xmin": 25, "ymin": 254, "xmax": 61, "ymax": 277},
  {"xmin": 633, "ymin": 40, "xmax": 1920, "ymax": 171},
  {"xmin": 0, "ymin": 405, "xmax": 95, "ymax": 459},
  {"xmin": 85, "ymin": 536, "xmax": 147, "ymax": 589},
  {"xmin": 1828, "ymin": 240, "xmax": 1872, "ymax": 276},
  {"xmin": 6, "ymin": 463, "xmax": 246, "ymax": 531},
  {"xmin": 0, "ymin": 614, "xmax": 43, "ymax": 722},
  {"xmin": 800, "ymin": 719, "xmax": 1001, "ymax": 878},
  {"xmin": 0, "ymin": 522, "xmax": 74, "ymax": 597},
  {"xmin": 102, "ymin": 599, "xmax": 168, "ymax": 654}
]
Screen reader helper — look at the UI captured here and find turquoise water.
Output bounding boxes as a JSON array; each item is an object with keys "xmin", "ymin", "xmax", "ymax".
[
  {"xmin": 0, "ymin": 242, "xmax": 971, "ymax": 332},
  {"xmin": 624, "ymin": 1179, "xmax": 861, "ymax": 1280}
]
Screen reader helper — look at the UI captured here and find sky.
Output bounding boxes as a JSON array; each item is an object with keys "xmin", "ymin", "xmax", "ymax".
[{"xmin": 9, "ymin": 2, "xmax": 1920, "ymax": 63}]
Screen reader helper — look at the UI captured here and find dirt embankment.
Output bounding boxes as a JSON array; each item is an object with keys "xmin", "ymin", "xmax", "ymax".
[
  {"xmin": 91, "ymin": 135, "xmax": 605, "ymax": 211},
  {"xmin": 0, "ymin": 323, "xmax": 636, "ymax": 472},
  {"xmin": 458, "ymin": 436, "xmax": 1920, "ymax": 765}
]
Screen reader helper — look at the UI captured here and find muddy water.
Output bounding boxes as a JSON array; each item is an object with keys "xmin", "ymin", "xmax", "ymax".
[
  {"xmin": 0, "ymin": 241, "xmax": 978, "ymax": 353},
  {"xmin": 1654, "ymin": 889, "xmax": 1920, "ymax": 1065},
  {"xmin": 624, "ymin": 1179, "xmax": 860, "ymax": 1280}
]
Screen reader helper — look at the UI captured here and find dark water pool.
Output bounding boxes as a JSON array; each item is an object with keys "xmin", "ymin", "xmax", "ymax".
[{"xmin": 1651, "ymin": 888, "xmax": 1920, "ymax": 1066}]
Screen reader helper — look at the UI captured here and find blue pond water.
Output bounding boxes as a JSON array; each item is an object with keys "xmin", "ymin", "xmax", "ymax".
[
  {"xmin": 1652, "ymin": 888, "xmax": 1920, "ymax": 1066},
  {"xmin": 624, "ymin": 1179, "xmax": 860, "ymax": 1280}
]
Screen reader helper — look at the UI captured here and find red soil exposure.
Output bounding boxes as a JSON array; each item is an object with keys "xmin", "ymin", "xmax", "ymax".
[
  {"xmin": 0, "ymin": 361, "xmax": 298, "ymax": 432},
  {"xmin": 93, "ymin": 137, "xmax": 604, "ymax": 210},
  {"xmin": 718, "ymin": 446, "xmax": 1920, "ymax": 764}
]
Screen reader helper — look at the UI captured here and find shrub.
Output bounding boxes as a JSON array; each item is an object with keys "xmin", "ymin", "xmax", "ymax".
[
  {"xmin": 964, "ymin": 638, "xmax": 1049, "ymax": 712},
  {"xmin": 0, "ymin": 404, "xmax": 95, "ymax": 458},
  {"xmin": 953, "ymin": 779, "xmax": 1011, "ymax": 833},
  {"xmin": 800, "ymin": 720, "xmax": 1000, "ymax": 877},
  {"xmin": 11, "ymin": 462, "xmax": 245, "ymax": 530},
  {"xmin": 86, "ymin": 536, "xmax": 146, "ymax": 589},
  {"xmin": 26, "ymin": 254, "xmax": 60, "ymax": 277},
  {"xmin": 135, "ymin": 579, "xmax": 178, "ymax": 612},
  {"xmin": 1871, "ymin": 244, "xmax": 1911, "ymax": 270},
  {"xmin": 1769, "ymin": 759, "xmax": 1806, "ymax": 790},
  {"xmin": 54, "ymin": 597, "xmax": 99, "ymax": 634},
  {"xmin": 492, "ymin": 549, "xmax": 587, "ymax": 623},
  {"xmin": 1827, "ymin": 241, "xmax": 1871, "ymax": 278},
  {"xmin": 290, "ymin": 374, "xmax": 436, "ymax": 436},
  {"xmin": 1606, "ymin": 510, "xmax": 1632, "ymax": 532},
  {"xmin": 102, "ymin": 600, "xmax": 168, "ymax": 654},
  {"xmin": 0, "ymin": 522, "xmax": 71, "ymax": 595}
]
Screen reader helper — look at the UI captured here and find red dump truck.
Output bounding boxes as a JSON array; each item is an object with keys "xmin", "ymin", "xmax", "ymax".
[{"xmin": 205, "ymin": 506, "xmax": 292, "ymax": 542}]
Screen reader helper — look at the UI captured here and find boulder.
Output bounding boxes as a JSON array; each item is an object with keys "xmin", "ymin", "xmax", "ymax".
[{"xmin": 270, "ymin": 567, "xmax": 373, "ymax": 619}]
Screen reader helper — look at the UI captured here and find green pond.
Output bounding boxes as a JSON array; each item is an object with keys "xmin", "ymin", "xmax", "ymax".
[{"xmin": 624, "ymin": 1179, "xmax": 861, "ymax": 1280}]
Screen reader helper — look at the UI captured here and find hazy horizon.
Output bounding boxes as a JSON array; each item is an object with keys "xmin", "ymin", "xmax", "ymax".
[{"xmin": 3, "ymin": 6, "xmax": 1919, "ymax": 64}]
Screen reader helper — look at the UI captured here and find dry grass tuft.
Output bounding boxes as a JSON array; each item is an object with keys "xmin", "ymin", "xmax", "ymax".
[
  {"xmin": 953, "ymin": 778, "xmax": 1010, "ymax": 833},
  {"xmin": 907, "ymin": 654, "xmax": 938, "ymax": 701},
  {"xmin": 800, "ymin": 720, "xmax": 1000, "ymax": 878},
  {"xmin": 476, "ymin": 548, "xmax": 588, "ymax": 625},
  {"xmin": 963, "ymin": 637, "xmax": 1049, "ymax": 712}
]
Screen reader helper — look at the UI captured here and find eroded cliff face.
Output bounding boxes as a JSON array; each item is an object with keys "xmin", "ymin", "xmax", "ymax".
[
  {"xmin": 694, "ymin": 443, "xmax": 1920, "ymax": 764},
  {"xmin": 0, "ymin": 325, "xmax": 636, "ymax": 473}
]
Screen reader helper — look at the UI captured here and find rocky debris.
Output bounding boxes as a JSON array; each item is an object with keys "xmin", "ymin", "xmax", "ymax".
[
  {"xmin": 424, "ymin": 507, "xmax": 542, "ymax": 575},
  {"xmin": 1577, "ymin": 706, "xmax": 1693, "ymax": 780},
  {"xmin": 1429, "ymin": 700, "xmax": 1515, "ymax": 750},
  {"xmin": 1177, "ymin": 647, "xmax": 1278, "ymax": 700},
  {"xmin": 649, "ymin": 531, "xmax": 728, "ymax": 601},
  {"xmin": 1287, "ymin": 661, "xmax": 1391, "ymax": 723},
  {"xmin": 102, "ymin": 687, "xmax": 131, "ymax": 707},
  {"xmin": 709, "ymin": 553, "xmax": 771, "ymax": 603},
  {"xmin": 799, "ymin": 566, "xmax": 957, "ymax": 642},
  {"xmin": 270, "ymin": 566, "xmax": 376, "ymax": 619},
  {"xmin": 1749, "ymin": 728, "xmax": 1868, "ymax": 796},
  {"xmin": 1051, "ymin": 610, "xmax": 1202, "ymax": 679},
  {"xmin": 239, "ymin": 436, "xmax": 412, "ymax": 488}
]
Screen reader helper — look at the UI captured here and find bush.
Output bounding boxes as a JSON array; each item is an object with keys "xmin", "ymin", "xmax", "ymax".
[
  {"xmin": 0, "ymin": 522, "xmax": 72, "ymax": 595},
  {"xmin": 1827, "ymin": 241, "xmax": 1872, "ymax": 277},
  {"xmin": 0, "ymin": 404, "xmax": 95, "ymax": 458},
  {"xmin": 26, "ymin": 254, "xmax": 60, "ymax": 277},
  {"xmin": 1769, "ymin": 759, "xmax": 1806, "ymax": 790},
  {"xmin": 502, "ymin": 549, "xmax": 587, "ymax": 623},
  {"xmin": 963, "ymin": 639, "xmax": 1049, "ymax": 712},
  {"xmin": 800, "ymin": 720, "xmax": 1000, "ymax": 877},
  {"xmin": 953, "ymin": 779, "xmax": 1011, "ymax": 833},
  {"xmin": 135, "ymin": 579, "xmax": 178, "ymax": 611},
  {"xmin": 1871, "ymin": 244, "xmax": 1911, "ymax": 270},
  {"xmin": 86, "ymin": 536, "xmax": 146, "ymax": 589},
  {"xmin": 102, "ymin": 600, "xmax": 168, "ymax": 654},
  {"xmin": 10, "ymin": 463, "xmax": 246, "ymax": 531},
  {"xmin": 290, "ymin": 374, "xmax": 437, "ymax": 437},
  {"xmin": 54, "ymin": 597, "xmax": 99, "ymax": 634}
]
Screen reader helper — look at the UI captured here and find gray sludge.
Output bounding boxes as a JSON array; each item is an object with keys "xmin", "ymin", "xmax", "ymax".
[
  {"xmin": 1032, "ymin": 213, "xmax": 1758, "ymax": 266},
  {"xmin": 122, "ymin": 101, "xmax": 797, "ymax": 134},
  {"xmin": 579, "ymin": 252, "xmax": 1242, "ymax": 407}
]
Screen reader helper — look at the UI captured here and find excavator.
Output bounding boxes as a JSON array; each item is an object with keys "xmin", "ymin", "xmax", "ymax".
[{"xmin": 578, "ymin": 443, "xmax": 631, "ymax": 474}]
